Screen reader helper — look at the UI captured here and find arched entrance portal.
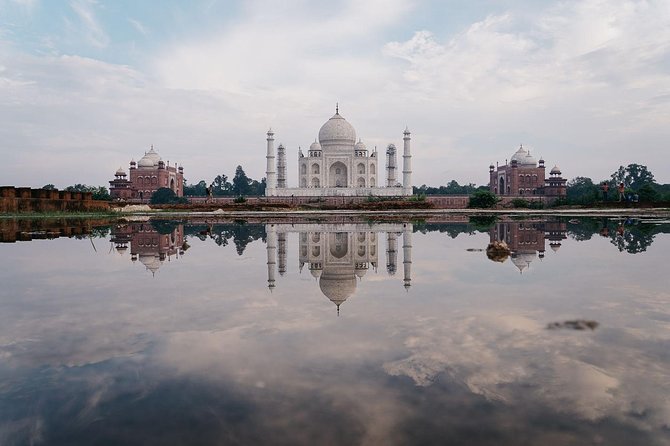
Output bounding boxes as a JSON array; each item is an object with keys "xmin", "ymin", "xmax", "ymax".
[
  {"xmin": 170, "ymin": 178, "xmax": 175, "ymax": 192},
  {"xmin": 329, "ymin": 162, "xmax": 348, "ymax": 187},
  {"xmin": 499, "ymin": 177, "xmax": 505, "ymax": 195}
]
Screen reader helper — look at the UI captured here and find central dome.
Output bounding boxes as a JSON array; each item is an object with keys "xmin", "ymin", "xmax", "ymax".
[{"xmin": 318, "ymin": 111, "xmax": 356, "ymax": 147}]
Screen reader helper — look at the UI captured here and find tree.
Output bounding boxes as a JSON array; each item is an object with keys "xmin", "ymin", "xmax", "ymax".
[
  {"xmin": 610, "ymin": 164, "xmax": 655, "ymax": 191},
  {"xmin": 566, "ymin": 177, "xmax": 599, "ymax": 204},
  {"xmin": 150, "ymin": 187, "xmax": 187, "ymax": 204},
  {"xmin": 65, "ymin": 184, "xmax": 110, "ymax": 200},
  {"xmin": 212, "ymin": 174, "xmax": 231, "ymax": 196},
  {"xmin": 183, "ymin": 180, "xmax": 207, "ymax": 196},
  {"xmin": 468, "ymin": 190, "xmax": 499, "ymax": 208},
  {"xmin": 638, "ymin": 183, "xmax": 659, "ymax": 202},
  {"xmin": 232, "ymin": 165, "xmax": 251, "ymax": 196}
]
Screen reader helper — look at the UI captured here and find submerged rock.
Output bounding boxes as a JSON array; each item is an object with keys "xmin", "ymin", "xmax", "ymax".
[
  {"xmin": 486, "ymin": 240, "xmax": 511, "ymax": 263},
  {"xmin": 547, "ymin": 320, "xmax": 599, "ymax": 330}
]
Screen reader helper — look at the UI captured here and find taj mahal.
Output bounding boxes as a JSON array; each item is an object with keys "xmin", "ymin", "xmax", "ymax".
[{"xmin": 265, "ymin": 106, "xmax": 412, "ymax": 197}]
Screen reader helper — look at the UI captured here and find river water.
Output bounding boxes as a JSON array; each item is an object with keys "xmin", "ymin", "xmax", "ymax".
[{"xmin": 0, "ymin": 216, "xmax": 669, "ymax": 445}]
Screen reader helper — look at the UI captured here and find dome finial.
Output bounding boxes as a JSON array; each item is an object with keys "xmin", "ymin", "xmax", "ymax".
[{"xmin": 336, "ymin": 102, "xmax": 339, "ymax": 114}]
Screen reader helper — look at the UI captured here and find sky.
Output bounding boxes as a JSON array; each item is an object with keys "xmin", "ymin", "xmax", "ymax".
[{"xmin": 0, "ymin": 0, "xmax": 668, "ymax": 189}]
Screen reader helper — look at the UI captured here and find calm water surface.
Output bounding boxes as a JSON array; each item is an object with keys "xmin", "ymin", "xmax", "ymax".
[{"xmin": 1, "ymin": 217, "xmax": 669, "ymax": 446}]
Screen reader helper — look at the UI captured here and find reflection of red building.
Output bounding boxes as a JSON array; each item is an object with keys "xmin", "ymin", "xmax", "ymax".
[
  {"xmin": 111, "ymin": 223, "xmax": 185, "ymax": 275},
  {"xmin": 110, "ymin": 146, "xmax": 184, "ymax": 201},
  {"xmin": 489, "ymin": 145, "xmax": 566, "ymax": 201},
  {"xmin": 490, "ymin": 219, "xmax": 567, "ymax": 273}
]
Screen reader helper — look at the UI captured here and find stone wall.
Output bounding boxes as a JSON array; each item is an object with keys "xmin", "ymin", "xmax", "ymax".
[{"xmin": 0, "ymin": 187, "xmax": 110, "ymax": 214}]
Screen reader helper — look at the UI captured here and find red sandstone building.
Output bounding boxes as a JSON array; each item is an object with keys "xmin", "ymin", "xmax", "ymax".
[
  {"xmin": 110, "ymin": 146, "xmax": 184, "ymax": 201},
  {"xmin": 489, "ymin": 145, "xmax": 566, "ymax": 200}
]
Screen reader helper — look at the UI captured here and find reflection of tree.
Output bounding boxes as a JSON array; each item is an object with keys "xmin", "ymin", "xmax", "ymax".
[
  {"xmin": 413, "ymin": 223, "xmax": 476, "ymax": 238},
  {"xmin": 184, "ymin": 223, "xmax": 266, "ymax": 255},
  {"xmin": 610, "ymin": 222, "xmax": 657, "ymax": 254}
]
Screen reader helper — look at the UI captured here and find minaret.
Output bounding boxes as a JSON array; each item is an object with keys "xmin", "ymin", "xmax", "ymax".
[
  {"xmin": 277, "ymin": 143, "xmax": 286, "ymax": 189},
  {"xmin": 266, "ymin": 128, "xmax": 276, "ymax": 196},
  {"xmin": 266, "ymin": 225, "xmax": 276, "ymax": 291},
  {"xmin": 386, "ymin": 144, "xmax": 397, "ymax": 187},
  {"xmin": 277, "ymin": 231, "xmax": 287, "ymax": 276},
  {"xmin": 402, "ymin": 127, "xmax": 412, "ymax": 195},
  {"xmin": 386, "ymin": 232, "xmax": 398, "ymax": 275},
  {"xmin": 403, "ymin": 224, "xmax": 412, "ymax": 290}
]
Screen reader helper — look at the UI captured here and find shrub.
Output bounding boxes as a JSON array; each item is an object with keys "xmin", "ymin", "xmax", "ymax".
[
  {"xmin": 150, "ymin": 187, "xmax": 187, "ymax": 204},
  {"xmin": 234, "ymin": 195, "xmax": 247, "ymax": 203},
  {"xmin": 468, "ymin": 191, "xmax": 500, "ymax": 208},
  {"xmin": 511, "ymin": 198, "xmax": 529, "ymax": 208}
]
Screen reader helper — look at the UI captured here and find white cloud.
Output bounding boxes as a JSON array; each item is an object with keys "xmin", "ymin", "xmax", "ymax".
[{"xmin": 69, "ymin": 0, "xmax": 109, "ymax": 48}]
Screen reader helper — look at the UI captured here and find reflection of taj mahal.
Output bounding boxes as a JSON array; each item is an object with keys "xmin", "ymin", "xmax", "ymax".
[
  {"xmin": 265, "ymin": 106, "xmax": 413, "ymax": 197},
  {"xmin": 266, "ymin": 224, "xmax": 413, "ymax": 313}
]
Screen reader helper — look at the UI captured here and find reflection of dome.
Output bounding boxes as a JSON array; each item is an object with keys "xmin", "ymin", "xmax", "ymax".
[
  {"xmin": 318, "ymin": 111, "xmax": 356, "ymax": 147},
  {"xmin": 511, "ymin": 251, "xmax": 536, "ymax": 273},
  {"xmin": 138, "ymin": 254, "xmax": 162, "ymax": 274},
  {"xmin": 319, "ymin": 273, "xmax": 357, "ymax": 306},
  {"xmin": 510, "ymin": 145, "xmax": 536, "ymax": 167},
  {"xmin": 310, "ymin": 268, "xmax": 322, "ymax": 279},
  {"xmin": 309, "ymin": 140, "xmax": 322, "ymax": 151},
  {"xmin": 550, "ymin": 242, "xmax": 562, "ymax": 252}
]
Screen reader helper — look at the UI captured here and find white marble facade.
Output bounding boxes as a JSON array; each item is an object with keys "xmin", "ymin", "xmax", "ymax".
[{"xmin": 265, "ymin": 107, "xmax": 412, "ymax": 197}]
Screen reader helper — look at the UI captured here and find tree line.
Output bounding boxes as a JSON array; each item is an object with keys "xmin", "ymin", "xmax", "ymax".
[{"xmin": 183, "ymin": 165, "xmax": 266, "ymax": 197}]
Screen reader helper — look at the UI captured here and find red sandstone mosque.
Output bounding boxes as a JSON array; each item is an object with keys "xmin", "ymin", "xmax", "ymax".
[
  {"xmin": 109, "ymin": 146, "xmax": 184, "ymax": 200},
  {"xmin": 489, "ymin": 145, "xmax": 566, "ymax": 200}
]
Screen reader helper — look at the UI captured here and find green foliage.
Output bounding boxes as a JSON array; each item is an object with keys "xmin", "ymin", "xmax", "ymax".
[
  {"xmin": 232, "ymin": 165, "xmax": 251, "ymax": 196},
  {"xmin": 566, "ymin": 177, "xmax": 599, "ymax": 204},
  {"xmin": 65, "ymin": 184, "xmax": 110, "ymax": 201},
  {"xmin": 150, "ymin": 187, "xmax": 187, "ymax": 204},
  {"xmin": 610, "ymin": 164, "xmax": 655, "ymax": 191},
  {"xmin": 638, "ymin": 183, "xmax": 659, "ymax": 202},
  {"xmin": 414, "ymin": 180, "xmax": 484, "ymax": 195},
  {"xmin": 233, "ymin": 195, "xmax": 247, "ymax": 203},
  {"xmin": 42, "ymin": 184, "xmax": 56, "ymax": 190},
  {"xmin": 408, "ymin": 194, "xmax": 426, "ymax": 202},
  {"xmin": 183, "ymin": 179, "xmax": 207, "ymax": 196},
  {"xmin": 468, "ymin": 190, "xmax": 500, "ymax": 208},
  {"xmin": 468, "ymin": 215, "xmax": 498, "ymax": 232},
  {"xmin": 511, "ymin": 198, "xmax": 529, "ymax": 208}
]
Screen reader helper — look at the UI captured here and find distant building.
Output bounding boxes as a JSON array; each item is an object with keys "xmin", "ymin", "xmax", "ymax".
[
  {"xmin": 265, "ymin": 106, "xmax": 412, "ymax": 197},
  {"xmin": 488, "ymin": 145, "xmax": 566, "ymax": 200},
  {"xmin": 110, "ymin": 146, "xmax": 184, "ymax": 201}
]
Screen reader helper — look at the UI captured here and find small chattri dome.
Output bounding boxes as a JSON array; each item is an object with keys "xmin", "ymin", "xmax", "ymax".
[
  {"xmin": 550, "ymin": 165, "xmax": 562, "ymax": 175},
  {"xmin": 354, "ymin": 139, "xmax": 367, "ymax": 151},
  {"xmin": 116, "ymin": 167, "xmax": 126, "ymax": 176},
  {"xmin": 309, "ymin": 139, "xmax": 322, "ymax": 151}
]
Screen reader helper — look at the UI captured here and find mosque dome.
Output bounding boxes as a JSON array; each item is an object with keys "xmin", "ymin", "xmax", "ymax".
[
  {"xmin": 511, "ymin": 145, "xmax": 537, "ymax": 167},
  {"xmin": 550, "ymin": 165, "xmax": 562, "ymax": 175},
  {"xmin": 318, "ymin": 110, "xmax": 356, "ymax": 147},
  {"xmin": 309, "ymin": 140, "xmax": 322, "ymax": 151},
  {"xmin": 319, "ymin": 273, "xmax": 357, "ymax": 306},
  {"xmin": 115, "ymin": 167, "xmax": 126, "ymax": 176},
  {"xmin": 138, "ymin": 146, "xmax": 161, "ymax": 168},
  {"xmin": 511, "ymin": 251, "xmax": 536, "ymax": 273}
]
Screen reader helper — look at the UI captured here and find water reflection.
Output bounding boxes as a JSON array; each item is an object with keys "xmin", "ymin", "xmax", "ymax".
[
  {"xmin": 266, "ymin": 223, "xmax": 413, "ymax": 314},
  {"xmin": 1, "ymin": 216, "xmax": 670, "ymax": 445}
]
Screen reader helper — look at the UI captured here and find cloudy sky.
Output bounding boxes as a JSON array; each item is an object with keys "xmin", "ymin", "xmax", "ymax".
[{"xmin": 1, "ymin": 0, "xmax": 668, "ymax": 188}]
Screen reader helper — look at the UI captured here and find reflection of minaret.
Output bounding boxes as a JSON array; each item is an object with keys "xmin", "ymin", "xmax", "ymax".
[
  {"xmin": 266, "ymin": 225, "xmax": 276, "ymax": 290},
  {"xmin": 277, "ymin": 143, "xmax": 287, "ymax": 189},
  {"xmin": 386, "ymin": 232, "xmax": 398, "ymax": 275},
  {"xmin": 403, "ymin": 225, "xmax": 412, "ymax": 290},
  {"xmin": 277, "ymin": 231, "xmax": 287, "ymax": 276}
]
